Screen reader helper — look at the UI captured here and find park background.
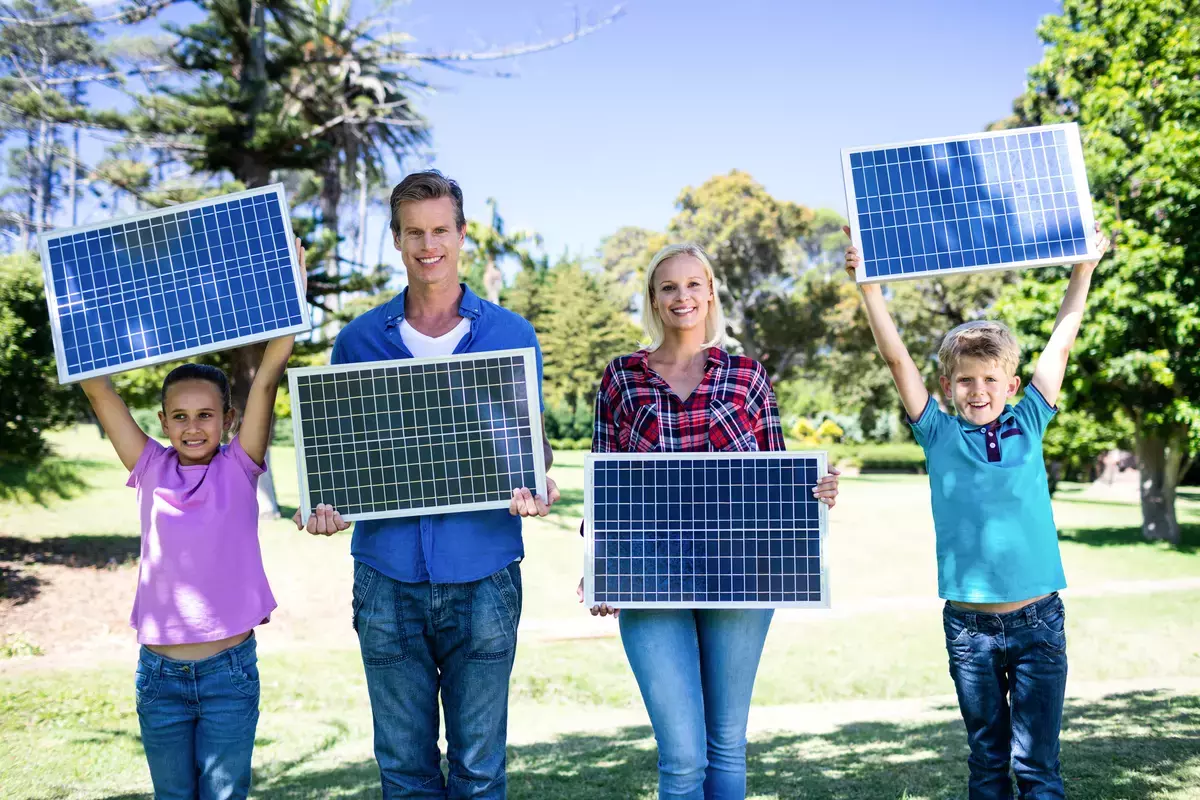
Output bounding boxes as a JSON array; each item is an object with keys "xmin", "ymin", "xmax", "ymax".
[{"xmin": 1, "ymin": 0, "xmax": 1197, "ymax": 797}]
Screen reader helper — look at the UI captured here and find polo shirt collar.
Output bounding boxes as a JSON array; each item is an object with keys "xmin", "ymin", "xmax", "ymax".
[
  {"xmin": 956, "ymin": 404, "xmax": 1017, "ymax": 432},
  {"xmin": 383, "ymin": 283, "xmax": 484, "ymax": 327}
]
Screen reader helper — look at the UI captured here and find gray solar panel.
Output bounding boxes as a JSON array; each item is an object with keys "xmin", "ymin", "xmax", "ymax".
[
  {"xmin": 289, "ymin": 348, "xmax": 547, "ymax": 522},
  {"xmin": 584, "ymin": 452, "xmax": 829, "ymax": 609},
  {"xmin": 841, "ymin": 123, "xmax": 1099, "ymax": 283},
  {"xmin": 39, "ymin": 184, "xmax": 311, "ymax": 383}
]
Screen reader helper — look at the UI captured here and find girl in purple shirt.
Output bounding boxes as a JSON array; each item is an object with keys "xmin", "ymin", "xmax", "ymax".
[{"xmin": 79, "ymin": 240, "xmax": 307, "ymax": 800}]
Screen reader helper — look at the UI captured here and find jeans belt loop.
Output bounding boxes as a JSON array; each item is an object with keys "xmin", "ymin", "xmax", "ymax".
[{"xmin": 966, "ymin": 612, "xmax": 978, "ymax": 633}]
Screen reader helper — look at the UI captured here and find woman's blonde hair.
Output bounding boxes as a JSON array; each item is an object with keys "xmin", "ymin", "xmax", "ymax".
[{"xmin": 640, "ymin": 243, "xmax": 727, "ymax": 352}]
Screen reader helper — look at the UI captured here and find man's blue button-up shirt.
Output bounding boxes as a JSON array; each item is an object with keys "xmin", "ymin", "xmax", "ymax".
[{"xmin": 330, "ymin": 284, "xmax": 545, "ymax": 584}]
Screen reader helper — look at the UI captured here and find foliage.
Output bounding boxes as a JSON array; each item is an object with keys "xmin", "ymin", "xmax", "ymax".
[
  {"xmin": 668, "ymin": 170, "xmax": 842, "ymax": 383},
  {"xmin": 1003, "ymin": 0, "xmax": 1200, "ymax": 541},
  {"xmin": 0, "ymin": 253, "xmax": 85, "ymax": 464},
  {"xmin": 1041, "ymin": 407, "xmax": 1135, "ymax": 488},
  {"xmin": 504, "ymin": 256, "xmax": 640, "ymax": 411},
  {"xmin": 789, "ymin": 417, "xmax": 844, "ymax": 447},
  {"xmin": 461, "ymin": 199, "xmax": 542, "ymax": 303},
  {"xmin": 828, "ymin": 442, "xmax": 927, "ymax": 474},
  {"xmin": 594, "ymin": 225, "xmax": 664, "ymax": 314}
]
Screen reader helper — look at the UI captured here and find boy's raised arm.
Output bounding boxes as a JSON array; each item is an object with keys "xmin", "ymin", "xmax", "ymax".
[
  {"xmin": 1030, "ymin": 224, "xmax": 1110, "ymax": 408},
  {"xmin": 843, "ymin": 227, "xmax": 930, "ymax": 421},
  {"xmin": 240, "ymin": 238, "xmax": 307, "ymax": 466},
  {"xmin": 81, "ymin": 376, "xmax": 149, "ymax": 471}
]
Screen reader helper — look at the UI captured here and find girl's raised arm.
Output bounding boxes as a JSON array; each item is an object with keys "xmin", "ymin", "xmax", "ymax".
[
  {"xmin": 80, "ymin": 377, "xmax": 149, "ymax": 471},
  {"xmin": 240, "ymin": 238, "xmax": 307, "ymax": 466}
]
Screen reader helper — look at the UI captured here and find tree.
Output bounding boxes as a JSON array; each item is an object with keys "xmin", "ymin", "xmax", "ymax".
[
  {"xmin": 1004, "ymin": 0, "xmax": 1200, "ymax": 543},
  {"xmin": 462, "ymin": 198, "xmax": 541, "ymax": 304},
  {"xmin": 667, "ymin": 170, "xmax": 841, "ymax": 384},
  {"xmin": 595, "ymin": 225, "xmax": 664, "ymax": 314},
  {"xmin": 0, "ymin": 252, "xmax": 85, "ymax": 463}
]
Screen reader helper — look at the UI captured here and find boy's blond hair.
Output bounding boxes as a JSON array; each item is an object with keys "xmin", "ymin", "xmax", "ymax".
[{"xmin": 938, "ymin": 321, "xmax": 1020, "ymax": 378}]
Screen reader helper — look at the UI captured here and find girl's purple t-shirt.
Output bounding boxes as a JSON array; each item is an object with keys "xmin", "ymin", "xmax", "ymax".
[{"xmin": 127, "ymin": 436, "xmax": 277, "ymax": 645}]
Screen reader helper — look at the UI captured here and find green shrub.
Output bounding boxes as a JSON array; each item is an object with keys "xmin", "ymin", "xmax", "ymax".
[
  {"xmin": 831, "ymin": 442, "xmax": 926, "ymax": 473},
  {"xmin": 0, "ymin": 253, "xmax": 85, "ymax": 464},
  {"xmin": 548, "ymin": 437, "xmax": 592, "ymax": 451}
]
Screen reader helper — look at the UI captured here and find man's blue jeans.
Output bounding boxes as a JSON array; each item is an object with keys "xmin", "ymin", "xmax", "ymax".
[
  {"xmin": 353, "ymin": 559, "xmax": 522, "ymax": 799},
  {"xmin": 134, "ymin": 633, "xmax": 260, "ymax": 800},
  {"xmin": 944, "ymin": 593, "xmax": 1069, "ymax": 800},
  {"xmin": 619, "ymin": 608, "xmax": 773, "ymax": 800}
]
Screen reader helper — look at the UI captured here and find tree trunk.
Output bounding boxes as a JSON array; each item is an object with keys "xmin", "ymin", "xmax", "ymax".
[
  {"xmin": 70, "ymin": 83, "xmax": 81, "ymax": 226},
  {"xmin": 1134, "ymin": 420, "xmax": 1186, "ymax": 545},
  {"xmin": 355, "ymin": 152, "xmax": 368, "ymax": 271}
]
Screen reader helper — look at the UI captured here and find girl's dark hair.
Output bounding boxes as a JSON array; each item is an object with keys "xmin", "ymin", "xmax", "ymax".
[{"xmin": 161, "ymin": 363, "xmax": 232, "ymax": 414}]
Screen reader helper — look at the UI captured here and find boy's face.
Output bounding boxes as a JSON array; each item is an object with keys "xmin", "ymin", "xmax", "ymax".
[
  {"xmin": 393, "ymin": 196, "xmax": 464, "ymax": 290},
  {"xmin": 939, "ymin": 356, "xmax": 1020, "ymax": 427},
  {"xmin": 159, "ymin": 379, "xmax": 235, "ymax": 466}
]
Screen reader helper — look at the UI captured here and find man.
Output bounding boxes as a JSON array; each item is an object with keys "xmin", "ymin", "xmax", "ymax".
[{"xmin": 295, "ymin": 170, "xmax": 559, "ymax": 798}]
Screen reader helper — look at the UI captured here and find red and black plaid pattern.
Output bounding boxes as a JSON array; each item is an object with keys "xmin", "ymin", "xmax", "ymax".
[{"xmin": 591, "ymin": 347, "xmax": 786, "ymax": 454}]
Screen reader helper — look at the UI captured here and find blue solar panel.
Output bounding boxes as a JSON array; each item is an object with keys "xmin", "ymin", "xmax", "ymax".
[
  {"xmin": 584, "ymin": 453, "xmax": 828, "ymax": 609},
  {"xmin": 841, "ymin": 123, "xmax": 1098, "ymax": 283},
  {"xmin": 39, "ymin": 185, "xmax": 311, "ymax": 383}
]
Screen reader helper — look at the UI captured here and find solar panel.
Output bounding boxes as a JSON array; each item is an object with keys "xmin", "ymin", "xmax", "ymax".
[
  {"xmin": 584, "ymin": 452, "xmax": 829, "ymax": 609},
  {"xmin": 289, "ymin": 348, "xmax": 547, "ymax": 522},
  {"xmin": 841, "ymin": 123, "xmax": 1098, "ymax": 283},
  {"xmin": 39, "ymin": 184, "xmax": 311, "ymax": 383}
]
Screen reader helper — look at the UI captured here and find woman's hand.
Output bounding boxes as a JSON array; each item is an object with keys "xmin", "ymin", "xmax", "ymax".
[
  {"xmin": 814, "ymin": 466, "xmax": 841, "ymax": 509},
  {"xmin": 578, "ymin": 577, "xmax": 619, "ymax": 617}
]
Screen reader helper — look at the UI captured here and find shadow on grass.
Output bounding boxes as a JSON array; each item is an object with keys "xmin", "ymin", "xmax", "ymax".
[
  {"xmin": 0, "ymin": 459, "xmax": 97, "ymax": 505},
  {"xmin": 0, "ymin": 534, "xmax": 140, "ymax": 604},
  {"xmin": 228, "ymin": 691, "xmax": 1198, "ymax": 799},
  {"xmin": 1059, "ymin": 523, "xmax": 1200, "ymax": 554}
]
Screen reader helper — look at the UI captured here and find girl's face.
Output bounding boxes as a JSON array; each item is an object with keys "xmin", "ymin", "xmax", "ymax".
[
  {"xmin": 158, "ymin": 379, "xmax": 235, "ymax": 466},
  {"xmin": 652, "ymin": 255, "xmax": 713, "ymax": 337}
]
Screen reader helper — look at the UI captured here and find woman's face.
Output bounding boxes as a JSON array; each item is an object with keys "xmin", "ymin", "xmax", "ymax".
[{"xmin": 652, "ymin": 255, "xmax": 713, "ymax": 337}]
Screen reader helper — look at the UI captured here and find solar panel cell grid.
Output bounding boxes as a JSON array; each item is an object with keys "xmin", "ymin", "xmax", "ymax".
[
  {"xmin": 40, "ymin": 185, "xmax": 309, "ymax": 383},
  {"xmin": 290, "ymin": 349, "xmax": 547, "ymax": 522},
  {"xmin": 841, "ymin": 124, "xmax": 1096, "ymax": 283},
  {"xmin": 585, "ymin": 453, "xmax": 828, "ymax": 609}
]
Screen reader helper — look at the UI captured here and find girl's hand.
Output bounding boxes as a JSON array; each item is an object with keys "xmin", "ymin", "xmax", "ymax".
[
  {"xmin": 295, "ymin": 503, "xmax": 351, "ymax": 535},
  {"xmin": 577, "ymin": 577, "xmax": 619, "ymax": 617},
  {"xmin": 814, "ymin": 466, "xmax": 841, "ymax": 509}
]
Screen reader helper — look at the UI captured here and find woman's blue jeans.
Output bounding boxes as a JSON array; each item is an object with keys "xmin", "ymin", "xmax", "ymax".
[{"xmin": 619, "ymin": 608, "xmax": 773, "ymax": 800}]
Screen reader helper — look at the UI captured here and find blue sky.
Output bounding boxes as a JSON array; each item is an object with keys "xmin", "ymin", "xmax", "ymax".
[
  {"xmin": 397, "ymin": 0, "xmax": 1059, "ymax": 259},
  {"xmin": 52, "ymin": 0, "xmax": 1059, "ymax": 267}
]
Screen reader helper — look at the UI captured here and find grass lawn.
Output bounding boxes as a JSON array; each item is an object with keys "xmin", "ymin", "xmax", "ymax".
[{"xmin": 1, "ymin": 428, "xmax": 1199, "ymax": 798}]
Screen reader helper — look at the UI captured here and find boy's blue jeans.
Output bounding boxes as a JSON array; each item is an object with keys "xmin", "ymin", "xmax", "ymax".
[
  {"xmin": 619, "ymin": 608, "xmax": 774, "ymax": 800},
  {"xmin": 353, "ymin": 559, "xmax": 522, "ymax": 799},
  {"xmin": 134, "ymin": 633, "xmax": 260, "ymax": 800},
  {"xmin": 944, "ymin": 593, "xmax": 1068, "ymax": 800}
]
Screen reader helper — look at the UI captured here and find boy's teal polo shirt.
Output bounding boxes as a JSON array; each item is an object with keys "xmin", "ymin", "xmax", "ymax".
[{"xmin": 909, "ymin": 383, "xmax": 1066, "ymax": 603}]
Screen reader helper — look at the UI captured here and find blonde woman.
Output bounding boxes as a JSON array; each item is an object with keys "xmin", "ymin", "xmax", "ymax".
[{"xmin": 579, "ymin": 243, "xmax": 840, "ymax": 800}]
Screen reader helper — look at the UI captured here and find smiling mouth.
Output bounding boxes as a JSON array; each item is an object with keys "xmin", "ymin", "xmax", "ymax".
[
  {"xmin": 671, "ymin": 307, "xmax": 696, "ymax": 316},
  {"xmin": 182, "ymin": 438, "xmax": 207, "ymax": 448},
  {"xmin": 416, "ymin": 256, "xmax": 443, "ymax": 265}
]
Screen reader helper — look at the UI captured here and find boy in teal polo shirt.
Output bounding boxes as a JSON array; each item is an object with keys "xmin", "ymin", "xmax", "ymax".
[{"xmin": 843, "ymin": 223, "xmax": 1109, "ymax": 800}]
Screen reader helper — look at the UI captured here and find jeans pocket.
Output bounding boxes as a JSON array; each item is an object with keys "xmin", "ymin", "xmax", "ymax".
[
  {"xmin": 134, "ymin": 659, "xmax": 162, "ymax": 708},
  {"xmin": 229, "ymin": 652, "xmax": 261, "ymax": 699},
  {"xmin": 467, "ymin": 563, "xmax": 521, "ymax": 661},
  {"xmin": 942, "ymin": 609, "xmax": 970, "ymax": 645},
  {"xmin": 351, "ymin": 560, "xmax": 377, "ymax": 633},
  {"xmin": 356, "ymin": 570, "xmax": 410, "ymax": 666}
]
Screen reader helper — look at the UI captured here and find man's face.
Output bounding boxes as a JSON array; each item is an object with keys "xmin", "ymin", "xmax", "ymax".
[{"xmin": 393, "ymin": 196, "xmax": 464, "ymax": 288}]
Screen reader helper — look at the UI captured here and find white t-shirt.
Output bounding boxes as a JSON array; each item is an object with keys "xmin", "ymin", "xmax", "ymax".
[{"xmin": 400, "ymin": 317, "xmax": 471, "ymax": 358}]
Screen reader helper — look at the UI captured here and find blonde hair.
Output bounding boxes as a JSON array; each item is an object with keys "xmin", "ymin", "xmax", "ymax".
[
  {"xmin": 641, "ymin": 243, "xmax": 727, "ymax": 352},
  {"xmin": 938, "ymin": 320, "xmax": 1020, "ymax": 377}
]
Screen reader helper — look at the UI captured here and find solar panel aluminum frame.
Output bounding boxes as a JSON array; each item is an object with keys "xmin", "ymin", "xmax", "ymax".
[
  {"xmin": 38, "ymin": 184, "xmax": 311, "ymax": 384},
  {"xmin": 841, "ymin": 123, "xmax": 1099, "ymax": 284},
  {"xmin": 289, "ymin": 348, "xmax": 548, "ymax": 523},
  {"xmin": 583, "ymin": 451, "xmax": 830, "ymax": 610}
]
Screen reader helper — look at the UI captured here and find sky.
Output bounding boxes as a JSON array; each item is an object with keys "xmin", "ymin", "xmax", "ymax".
[
  {"xmin": 41, "ymin": 0, "xmax": 1060, "ymax": 269},
  {"xmin": 393, "ymin": 0, "xmax": 1060, "ymax": 259}
]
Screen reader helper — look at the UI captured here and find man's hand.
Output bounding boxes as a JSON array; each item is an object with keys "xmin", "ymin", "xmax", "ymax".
[
  {"xmin": 293, "ymin": 503, "xmax": 351, "ymax": 535},
  {"xmin": 509, "ymin": 476, "xmax": 561, "ymax": 517}
]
